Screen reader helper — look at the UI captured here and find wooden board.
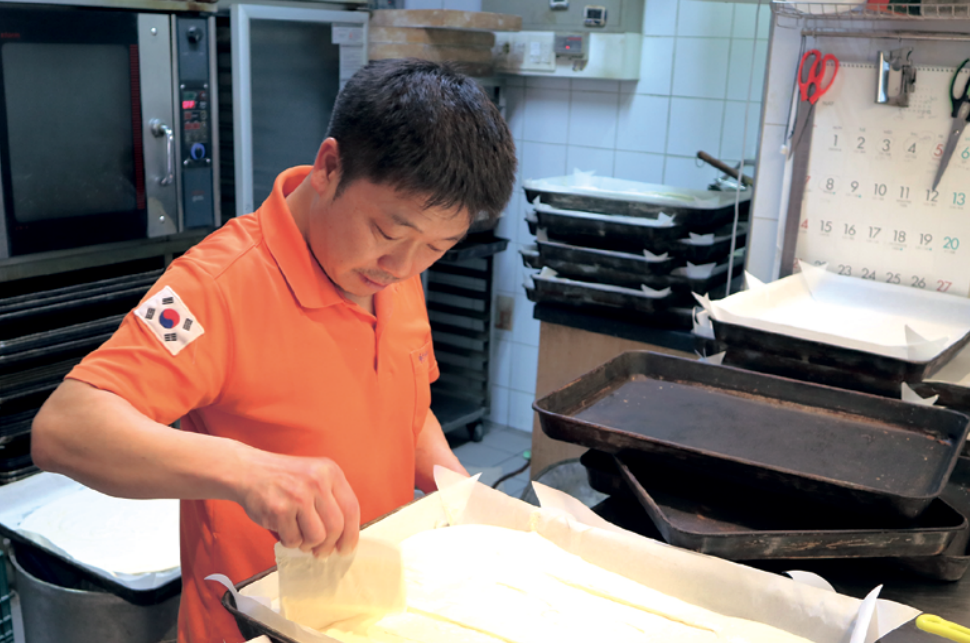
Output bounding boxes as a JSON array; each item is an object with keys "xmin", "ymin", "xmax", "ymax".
[
  {"xmin": 370, "ymin": 9, "xmax": 521, "ymax": 32},
  {"xmin": 369, "ymin": 27, "xmax": 495, "ymax": 48},
  {"xmin": 530, "ymin": 321, "xmax": 694, "ymax": 477},
  {"xmin": 368, "ymin": 43, "xmax": 493, "ymax": 64}
]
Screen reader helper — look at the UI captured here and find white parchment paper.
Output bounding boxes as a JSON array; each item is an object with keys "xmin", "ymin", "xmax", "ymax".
[
  {"xmin": 224, "ymin": 468, "xmax": 919, "ymax": 643},
  {"xmin": 695, "ymin": 262, "xmax": 970, "ymax": 362}
]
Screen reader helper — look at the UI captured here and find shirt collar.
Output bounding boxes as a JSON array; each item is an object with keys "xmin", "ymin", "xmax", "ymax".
[{"xmin": 259, "ymin": 166, "xmax": 344, "ymax": 310}]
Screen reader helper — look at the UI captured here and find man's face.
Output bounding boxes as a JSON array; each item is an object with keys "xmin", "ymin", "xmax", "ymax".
[{"xmin": 306, "ymin": 176, "xmax": 469, "ymax": 302}]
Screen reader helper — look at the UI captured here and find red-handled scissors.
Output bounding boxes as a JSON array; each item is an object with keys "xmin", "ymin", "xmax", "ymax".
[{"xmin": 790, "ymin": 49, "xmax": 840, "ymax": 155}]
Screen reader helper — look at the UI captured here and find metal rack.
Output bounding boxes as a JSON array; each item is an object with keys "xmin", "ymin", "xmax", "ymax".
[
  {"xmin": 773, "ymin": 1, "xmax": 970, "ymax": 19},
  {"xmin": 425, "ymin": 234, "xmax": 508, "ymax": 442}
]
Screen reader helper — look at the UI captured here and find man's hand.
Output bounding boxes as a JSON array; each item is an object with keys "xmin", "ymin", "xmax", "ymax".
[{"xmin": 236, "ymin": 453, "xmax": 361, "ymax": 557}]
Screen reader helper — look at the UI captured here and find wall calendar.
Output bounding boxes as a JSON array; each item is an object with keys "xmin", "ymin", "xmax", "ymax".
[{"xmin": 794, "ymin": 63, "xmax": 970, "ymax": 297}]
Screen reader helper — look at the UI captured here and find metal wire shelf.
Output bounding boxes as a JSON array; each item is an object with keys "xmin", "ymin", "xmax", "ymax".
[{"xmin": 772, "ymin": 2, "xmax": 970, "ymax": 19}]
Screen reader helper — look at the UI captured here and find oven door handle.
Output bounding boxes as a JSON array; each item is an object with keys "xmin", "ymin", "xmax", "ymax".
[{"xmin": 149, "ymin": 119, "xmax": 175, "ymax": 186}]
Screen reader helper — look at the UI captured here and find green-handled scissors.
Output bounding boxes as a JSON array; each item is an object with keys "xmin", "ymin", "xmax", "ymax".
[{"xmin": 931, "ymin": 58, "xmax": 970, "ymax": 192}]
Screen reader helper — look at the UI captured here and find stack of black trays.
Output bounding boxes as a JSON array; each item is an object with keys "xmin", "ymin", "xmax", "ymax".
[
  {"xmin": 533, "ymin": 351, "xmax": 970, "ymax": 584},
  {"xmin": 0, "ymin": 269, "xmax": 161, "ymax": 484},
  {"xmin": 520, "ymin": 178, "xmax": 751, "ymax": 331}
]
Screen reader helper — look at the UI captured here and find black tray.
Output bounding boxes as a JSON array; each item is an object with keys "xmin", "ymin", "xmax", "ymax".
[
  {"xmin": 712, "ymin": 317, "xmax": 970, "ymax": 387},
  {"xmin": 530, "ymin": 207, "xmax": 690, "ymax": 254},
  {"xmin": 523, "ymin": 184, "xmax": 750, "ymax": 229},
  {"xmin": 527, "ymin": 275, "xmax": 674, "ymax": 315},
  {"xmin": 527, "ymin": 239, "xmax": 745, "ymax": 293},
  {"xmin": 581, "ymin": 449, "xmax": 968, "ymax": 561},
  {"xmin": 674, "ymin": 223, "xmax": 749, "ymax": 264},
  {"xmin": 533, "ymin": 351, "xmax": 970, "ymax": 519}
]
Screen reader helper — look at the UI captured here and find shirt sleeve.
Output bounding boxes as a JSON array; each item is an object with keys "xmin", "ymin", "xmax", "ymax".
[{"xmin": 66, "ymin": 258, "xmax": 232, "ymax": 426}]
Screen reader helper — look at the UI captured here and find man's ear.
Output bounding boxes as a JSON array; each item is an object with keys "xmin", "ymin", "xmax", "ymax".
[{"xmin": 310, "ymin": 138, "xmax": 341, "ymax": 197}]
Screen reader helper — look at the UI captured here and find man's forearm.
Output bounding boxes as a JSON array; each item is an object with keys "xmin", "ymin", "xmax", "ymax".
[
  {"xmin": 32, "ymin": 379, "xmax": 249, "ymax": 502},
  {"xmin": 414, "ymin": 411, "xmax": 468, "ymax": 493}
]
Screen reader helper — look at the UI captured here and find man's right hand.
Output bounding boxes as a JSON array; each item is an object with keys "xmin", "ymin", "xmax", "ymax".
[{"xmin": 236, "ymin": 453, "xmax": 361, "ymax": 558}]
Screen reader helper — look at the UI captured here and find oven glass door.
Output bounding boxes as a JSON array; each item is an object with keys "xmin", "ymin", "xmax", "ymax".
[{"xmin": 0, "ymin": 8, "xmax": 149, "ymax": 256}]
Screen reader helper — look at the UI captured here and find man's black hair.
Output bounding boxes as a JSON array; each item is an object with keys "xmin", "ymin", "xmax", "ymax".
[{"xmin": 327, "ymin": 58, "xmax": 517, "ymax": 230}]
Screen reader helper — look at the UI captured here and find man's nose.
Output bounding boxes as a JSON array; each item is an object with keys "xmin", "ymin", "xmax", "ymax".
[{"xmin": 379, "ymin": 243, "xmax": 417, "ymax": 279}]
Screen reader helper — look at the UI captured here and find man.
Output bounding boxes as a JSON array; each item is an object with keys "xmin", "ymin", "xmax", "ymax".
[{"xmin": 31, "ymin": 59, "xmax": 517, "ymax": 642}]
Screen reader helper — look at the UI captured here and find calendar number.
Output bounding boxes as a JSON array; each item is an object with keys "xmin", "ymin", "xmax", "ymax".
[
  {"xmin": 944, "ymin": 236, "xmax": 960, "ymax": 251},
  {"xmin": 844, "ymin": 224, "xmax": 856, "ymax": 236},
  {"xmin": 938, "ymin": 280, "xmax": 953, "ymax": 292},
  {"xmin": 920, "ymin": 233, "xmax": 933, "ymax": 245},
  {"xmin": 962, "ymin": 147, "xmax": 970, "ymax": 161},
  {"xmin": 820, "ymin": 220, "xmax": 832, "ymax": 233},
  {"xmin": 912, "ymin": 276, "xmax": 926, "ymax": 289},
  {"xmin": 838, "ymin": 264, "xmax": 851, "ymax": 276},
  {"xmin": 926, "ymin": 189, "xmax": 939, "ymax": 203},
  {"xmin": 800, "ymin": 219, "xmax": 809, "ymax": 229},
  {"xmin": 894, "ymin": 230, "xmax": 906, "ymax": 243},
  {"xmin": 881, "ymin": 138, "xmax": 892, "ymax": 153},
  {"xmin": 857, "ymin": 137, "xmax": 866, "ymax": 150},
  {"xmin": 874, "ymin": 183, "xmax": 887, "ymax": 197},
  {"xmin": 907, "ymin": 142, "xmax": 917, "ymax": 154},
  {"xmin": 899, "ymin": 186, "xmax": 910, "ymax": 200},
  {"xmin": 850, "ymin": 181, "xmax": 860, "ymax": 194},
  {"xmin": 954, "ymin": 192, "xmax": 967, "ymax": 207},
  {"xmin": 885, "ymin": 272, "xmax": 901, "ymax": 284},
  {"xmin": 861, "ymin": 268, "xmax": 877, "ymax": 280},
  {"xmin": 869, "ymin": 226, "xmax": 881, "ymax": 239},
  {"xmin": 935, "ymin": 143, "xmax": 945, "ymax": 158}
]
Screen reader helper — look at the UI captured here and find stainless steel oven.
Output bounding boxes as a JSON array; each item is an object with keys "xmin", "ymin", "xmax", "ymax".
[{"xmin": 0, "ymin": 3, "xmax": 219, "ymax": 259}]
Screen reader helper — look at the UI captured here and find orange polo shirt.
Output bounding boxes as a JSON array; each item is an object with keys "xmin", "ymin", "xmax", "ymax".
[{"xmin": 66, "ymin": 166, "xmax": 438, "ymax": 643}]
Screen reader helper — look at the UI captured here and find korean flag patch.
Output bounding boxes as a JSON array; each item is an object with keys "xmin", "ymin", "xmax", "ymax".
[{"xmin": 134, "ymin": 286, "xmax": 205, "ymax": 356}]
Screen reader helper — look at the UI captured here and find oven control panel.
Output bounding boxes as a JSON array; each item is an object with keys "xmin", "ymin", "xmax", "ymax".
[
  {"xmin": 180, "ymin": 84, "xmax": 210, "ymax": 168},
  {"xmin": 176, "ymin": 17, "xmax": 215, "ymax": 230}
]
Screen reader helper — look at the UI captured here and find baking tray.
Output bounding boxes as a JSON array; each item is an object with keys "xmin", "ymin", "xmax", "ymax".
[
  {"xmin": 527, "ymin": 272, "xmax": 675, "ymax": 315},
  {"xmin": 0, "ymin": 472, "xmax": 181, "ymax": 604},
  {"xmin": 581, "ymin": 449, "xmax": 967, "ymax": 561},
  {"xmin": 533, "ymin": 351, "xmax": 970, "ymax": 519},
  {"xmin": 529, "ymin": 204, "xmax": 690, "ymax": 254},
  {"xmin": 675, "ymin": 222, "xmax": 749, "ymax": 264},
  {"xmin": 714, "ymin": 318, "xmax": 970, "ymax": 390},
  {"xmin": 522, "ymin": 174, "xmax": 751, "ymax": 229},
  {"xmin": 703, "ymin": 266, "xmax": 970, "ymax": 385}
]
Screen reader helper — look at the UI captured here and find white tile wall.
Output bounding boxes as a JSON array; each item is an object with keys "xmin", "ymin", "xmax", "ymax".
[{"xmin": 485, "ymin": 0, "xmax": 773, "ymax": 432}]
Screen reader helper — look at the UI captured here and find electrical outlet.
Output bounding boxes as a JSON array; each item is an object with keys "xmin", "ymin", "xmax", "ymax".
[{"xmin": 495, "ymin": 295, "xmax": 515, "ymax": 331}]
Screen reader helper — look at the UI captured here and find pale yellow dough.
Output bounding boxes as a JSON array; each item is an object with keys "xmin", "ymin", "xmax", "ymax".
[{"xmin": 321, "ymin": 525, "xmax": 813, "ymax": 643}]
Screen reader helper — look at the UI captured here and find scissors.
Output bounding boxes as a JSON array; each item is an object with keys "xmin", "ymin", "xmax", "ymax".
[
  {"xmin": 931, "ymin": 58, "xmax": 970, "ymax": 192},
  {"xmin": 789, "ymin": 49, "xmax": 840, "ymax": 157}
]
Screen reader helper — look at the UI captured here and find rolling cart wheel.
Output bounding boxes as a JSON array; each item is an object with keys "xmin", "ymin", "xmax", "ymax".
[{"xmin": 468, "ymin": 422, "xmax": 485, "ymax": 443}]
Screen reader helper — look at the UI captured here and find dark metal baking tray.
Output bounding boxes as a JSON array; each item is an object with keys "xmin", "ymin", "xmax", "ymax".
[
  {"xmin": 523, "ymin": 182, "xmax": 750, "ymax": 230},
  {"xmin": 530, "ymin": 207, "xmax": 690, "ymax": 254},
  {"xmin": 712, "ymin": 317, "xmax": 970, "ymax": 387},
  {"xmin": 533, "ymin": 351, "xmax": 970, "ymax": 519},
  {"xmin": 581, "ymin": 449, "xmax": 967, "ymax": 560},
  {"xmin": 527, "ymin": 275, "xmax": 674, "ymax": 315},
  {"xmin": 674, "ymin": 222, "xmax": 749, "ymax": 263}
]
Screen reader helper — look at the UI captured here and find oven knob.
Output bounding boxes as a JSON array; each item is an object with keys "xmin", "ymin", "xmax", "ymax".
[
  {"xmin": 187, "ymin": 26, "xmax": 203, "ymax": 44},
  {"xmin": 190, "ymin": 142, "xmax": 206, "ymax": 160}
]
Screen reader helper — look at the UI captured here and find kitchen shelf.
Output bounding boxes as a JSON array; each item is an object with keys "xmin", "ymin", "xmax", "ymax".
[{"xmin": 772, "ymin": 1, "xmax": 970, "ymax": 19}]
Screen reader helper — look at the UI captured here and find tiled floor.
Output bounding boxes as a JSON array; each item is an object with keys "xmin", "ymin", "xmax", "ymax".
[{"xmin": 446, "ymin": 422, "xmax": 533, "ymax": 500}]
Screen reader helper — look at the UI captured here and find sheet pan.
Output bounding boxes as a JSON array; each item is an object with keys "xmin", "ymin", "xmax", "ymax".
[
  {"xmin": 522, "ymin": 174, "xmax": 750, "ymax": 228},
  {"xmin": 533, "ymin": 351, "xmax": 970, "ymax": 519},
  {"xmin": 697, "ymin": 264, "xmax": 970, "ymax": 382},
  {"xmin": 580, "ymin": 449, "xmax": 967, "ymax": 561}
]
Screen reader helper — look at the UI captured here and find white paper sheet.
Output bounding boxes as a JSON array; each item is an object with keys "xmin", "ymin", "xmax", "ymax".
[
  {"xmin": 696, "ymin": 261, "xmax": 970, "ymax": 362},
  {"xmin": 231, "ymin": 468, "xmax": 920, "ymax": 643},
  {"xmin": 0, "ymin": 473, "xmax": 180, "ymax": 591}
]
